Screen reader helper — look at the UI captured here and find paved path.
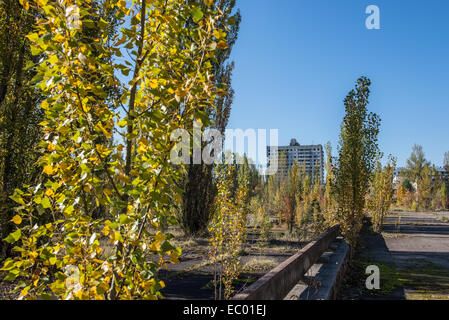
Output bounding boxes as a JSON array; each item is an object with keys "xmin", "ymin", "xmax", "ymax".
[{"xmin": 370, "ymin": 211, "xmax": 449, "ymax": 299}]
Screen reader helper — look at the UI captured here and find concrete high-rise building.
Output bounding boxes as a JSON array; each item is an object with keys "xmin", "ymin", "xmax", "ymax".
[{"xmin": 267, "ymin": 138, "xmax": 324, "ymax": 184}]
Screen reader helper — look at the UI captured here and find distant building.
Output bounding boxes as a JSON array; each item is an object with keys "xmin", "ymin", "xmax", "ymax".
[
  {"xmin": 393, "ymin": 166, "xmax": 449, "ymax": 189},
  {"xmin": 267, "ymin": 138, "xmax": 324, "ymax": 184}
]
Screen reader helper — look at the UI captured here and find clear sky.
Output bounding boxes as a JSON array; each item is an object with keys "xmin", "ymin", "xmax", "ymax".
[{"xmin": 227, "ymin": 0, "xmax": 449, "ymax": 167}]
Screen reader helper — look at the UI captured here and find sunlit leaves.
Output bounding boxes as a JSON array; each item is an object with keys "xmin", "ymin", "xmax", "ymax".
[{"xmin": 2, "ymin": 0, "xmax": 231, "ymax": 300}]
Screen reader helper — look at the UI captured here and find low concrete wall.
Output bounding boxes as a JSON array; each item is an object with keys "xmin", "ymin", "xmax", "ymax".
[
  {"xmin": 284, "ymin": 237, "xmax": 350, "ymax": 300},
  {"xmin": 233, "ymin": 225, "xmax": 340, "ymax": 300}
]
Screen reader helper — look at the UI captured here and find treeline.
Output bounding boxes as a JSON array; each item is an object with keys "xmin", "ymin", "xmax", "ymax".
[{"xmin": 395, "ymin": 145, "xmax": 449, "ymax": 212}]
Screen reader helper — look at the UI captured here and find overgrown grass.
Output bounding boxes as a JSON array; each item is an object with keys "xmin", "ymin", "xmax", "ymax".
[
  {"xmin": 353, "ymin": 255, "xmax": 449, "ymax": 299},
  {"xmin": 242, "ymin": 257, "xmax": 278, "ymax": 272}
]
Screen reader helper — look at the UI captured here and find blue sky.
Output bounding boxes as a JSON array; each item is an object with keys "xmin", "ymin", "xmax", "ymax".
[{"xmin": 227, "ymin": 0, "xmax": 449, "ymax": 167}]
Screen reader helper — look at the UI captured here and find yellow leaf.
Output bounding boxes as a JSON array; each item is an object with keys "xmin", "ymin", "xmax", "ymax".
[
  {"xmin": 170, "ymin": 254, "xmax": 179, "ymax": 264},
  {"xmin": 149, "ymin": 79, "xmax": 158, "ymax": 89},
  {"xmin": 54, "ymin": 34, "xmax": 65, "ymax": 43},
  {"xmin": 137, "ymin": 144, "xmax": 147, "ymax": 155},
  {"xmin": 217, "ymin": 40, "xmax": 228, "ymax": 50},
  {"xmin": 11, "ymin": 215, "xmax": 22, "ymax": 225},
  {"xmin": 149, "ymin": 231, "xmax": 166, "ymax": 252},
  {"xmin": 26, "ymin": 33, "xmax": 39, "ymax": 43},
  {"xmin": 22, "ymin": 0, "xmax": 30, "ymax": 10},
  {"xmin": 19, "ymin": 287, "xmax": 29, "ymax": 300},
  {"xmin": 97, "ymin": 123, "xmax": 112, "ymax": 139},
  {"xmin": 102, "ymin": 226, "xmax": 110, "ymax": 236},
  {"xmin": 45, "ymin": 188, "xmax": 54, "ymax": 197},
  {"xmin": 47, "ymin": 143, "xmax": 55, "ymax": 151},
  {"xmin": 43, "ymin": 165, "xmax": 55, "ymax": 175}
]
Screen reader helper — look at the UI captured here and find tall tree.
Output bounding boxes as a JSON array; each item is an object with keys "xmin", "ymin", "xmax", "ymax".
[
  {"xmin": 0, "ymin": 0, "xmax": 44, "ymax": 258},
  {"xmin": 2, "ymin": 0, "xmax": 230, "ymax": 300},
  {"xmin": 323, "ymin": 141, "xmax": 336, "ymax": 225},
  {"xmin": 403, "ymin": 144, "xmax": 428, "ymax": 183},
  {"xmin": 181, "ymin": 0, "xmax": 241, "ymax": 236},
  {"xmin": 333, "ymin": 76, "xmax": 380, "ymax": 248}
]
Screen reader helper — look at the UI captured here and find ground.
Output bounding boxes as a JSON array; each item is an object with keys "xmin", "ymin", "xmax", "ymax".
[
  {"xmin": 159, "ymin": 226, "xmax": 314, "ymax": 300},
  {"xmin": 340, "ymin": 211, "xmax": 449, "ymax": 300}
]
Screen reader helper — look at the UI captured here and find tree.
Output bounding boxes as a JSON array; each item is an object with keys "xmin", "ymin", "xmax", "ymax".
[
  {"xmin": 367, "ymin": 157, "xmax": 396, "ymax": 232},
  {"xmin": 0, "ymin": 0, "xmax": 44, "ymax": 259},
  {"xmin": 209, "ymin": 163, "xmax": 248, "ymax": 300},
  {"xmin": 0, "ymin": 0, "xmax": 122, "ymax": 259},
  {"xmin": 323, "ymin": 141, "xmax": 337, "ymax": 226},
  {"xmin": 440, "ymin": 182, "xmax": 448, "ymax": 210},
  {"xmin": 181, "ymin": 0, "xmax": 241, "ymax": 236},
  {"xmin": 444, "ymin": 152, "xmax": 449, "ymax": 174},
  {"xmin": 402, "ymin": 178, "xmax": 414, "ymax": 192},
  {"xmin": 333, "ymin": 76, "xmax": 380, "ymax": 248},
  {"xmin": 403, "ymin": 144, "xmax": 428, "ymax": 183},
  {"xmin": 417, "ymin": 163, "xmax": 433, "ymax": 210},
  {"xmin": 284, "ymin": 161, "xmax": 301, "ymax": 233},
  {"xmin": 2, "ymin": 0, "xmax": 231, "ymax": 300}
]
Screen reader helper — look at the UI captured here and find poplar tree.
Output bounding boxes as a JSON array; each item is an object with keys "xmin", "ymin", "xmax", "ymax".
[
  {"xmin": 367, "ymin": 157, "xmax": 396, "ymax": 232},
  {"xmin": 181, "ymin": 0, "xmax": 241, "ymax": 236},
  {"xmin": 0, "ymin": 0, "xmax": 43, "ymax": 258},
  {"xmin": 2, "ymin": 0, "xmax": 231, "ymax": 300},
  {"xmin": 333, "ymin": 77, "xmax": 380, "ymax": 249}
]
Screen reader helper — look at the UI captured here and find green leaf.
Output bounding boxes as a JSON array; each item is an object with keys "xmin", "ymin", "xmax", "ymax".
[
  {"xmin": 4, "ymin": 229, "xmax": 21, "ymax": 244},
  {"xmin": 4, "ymin": 269, "xmax": 20, "ymax": 281},
  {"xmin": 117, "ymin": 119, "xmax": 127, "ymax": 128},
  {"xmin": 119, "ymin": 214, "xmax": 131, "ymax": 225},
  {"xmin": 41, "ymin": 197, "xmax": 51, "ymax": 209},
  {"xmin": 192, "ymin": 8, "xmax": 203, "ymax": 22},
  {"xmin": 64, "ymin": 205, "xmax": 74, "ymax": 215},
  {"xmin": 49, "ymin": 256, "xmax": 57, "ymax": 265}
]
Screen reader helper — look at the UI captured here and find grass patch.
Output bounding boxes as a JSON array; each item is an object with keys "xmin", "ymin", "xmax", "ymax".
[
  {"xmin": 353, "ymin": 256, "xmax": 449, "ymax": 299},
  {"xmin": 242, "ymin": 257, "xmax": 278, "ymax": 272}
]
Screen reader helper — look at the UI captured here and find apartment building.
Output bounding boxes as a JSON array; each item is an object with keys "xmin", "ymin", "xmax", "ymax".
[{"xmin": 267, "ymin": 138, "xmax": 324, "ymax": 184}]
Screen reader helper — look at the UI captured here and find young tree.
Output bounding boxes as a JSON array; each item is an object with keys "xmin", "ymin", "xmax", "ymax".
[
  {"xmin": 333, "ymin": 76, "xmax": 380, "ymax": 248},
  {"xmin": 417, "ymin": 163, "xmax": 433, "ymax": 210},
  {"xmin": 284, "ymin": 161, "xmax": 300, "ymax": 233},
  {"xmin": 367, "ymin": 157, "xmax": 396, "ymax": 232},
  {"xmin": 323, "ymin": 141, "xmax": 337, "ymax": 226},
  {"xmin": 2, "ymin": 0, "xmax": 231, "ymax": 300},
  {"xmin": 440, "ymin": 182, "xmax": 448, "ymax": 210},
  {"xmin": 209, "ymin": 163, "xmax": 249, "ymax": 300}
]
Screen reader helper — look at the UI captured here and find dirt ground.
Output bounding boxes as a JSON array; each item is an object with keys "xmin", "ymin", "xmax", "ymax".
[{"xmin": 159, "ymin": 227, "xmax": 312, "ymax": 300}]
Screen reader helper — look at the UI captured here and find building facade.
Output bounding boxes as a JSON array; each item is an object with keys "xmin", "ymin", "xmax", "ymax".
[{"xmin": 267, "ymin": 138, "xmax": 324, "ymax": 184}]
